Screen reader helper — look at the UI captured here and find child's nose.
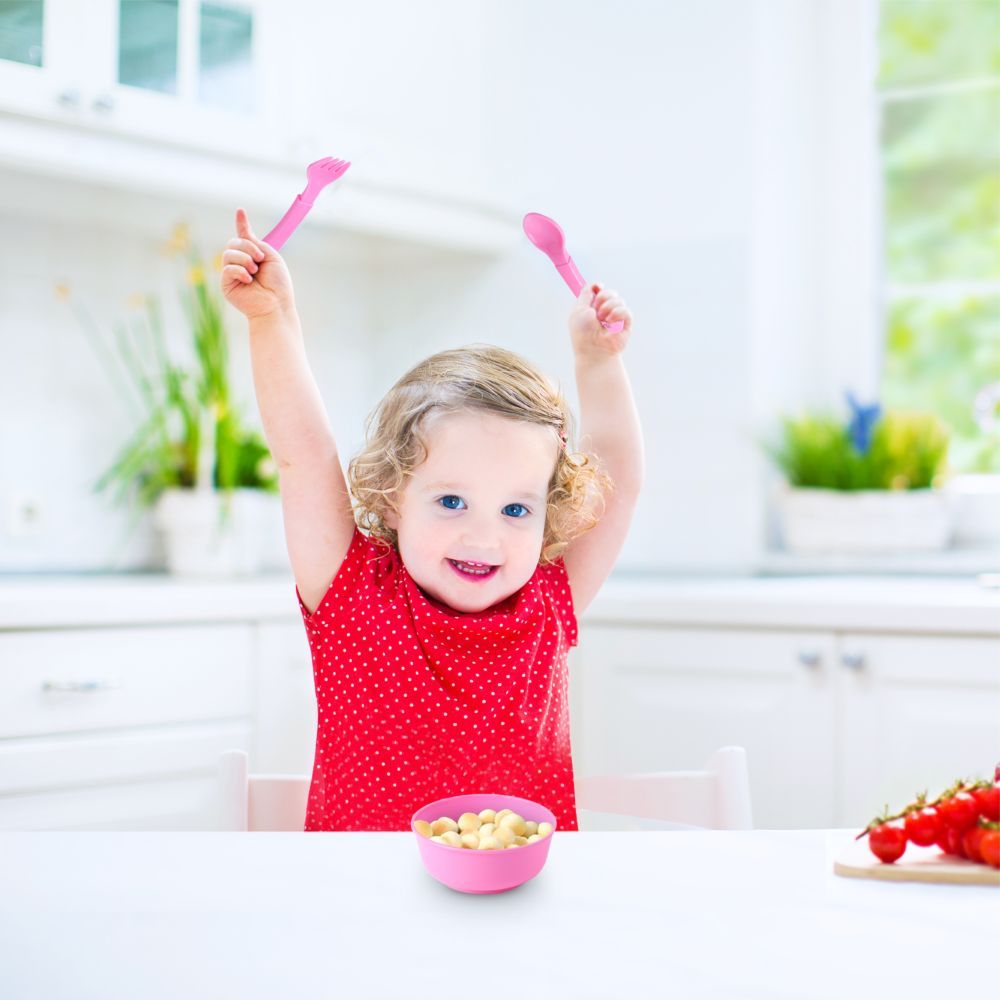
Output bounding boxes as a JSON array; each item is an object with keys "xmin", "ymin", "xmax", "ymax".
[{"xmin": 460, "ymin": 526, "xmax": 502, "ymax": 561}]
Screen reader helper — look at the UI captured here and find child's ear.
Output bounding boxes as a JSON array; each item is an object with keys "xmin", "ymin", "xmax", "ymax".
[{"xmin": 384, "ymin": 508, "xmax": 398, "ymax": 531}]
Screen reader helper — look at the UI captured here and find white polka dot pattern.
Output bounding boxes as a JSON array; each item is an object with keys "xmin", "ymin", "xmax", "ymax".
[{"xmin": 294, "ymin": 526, "xmax": 581, "ymax": 832}]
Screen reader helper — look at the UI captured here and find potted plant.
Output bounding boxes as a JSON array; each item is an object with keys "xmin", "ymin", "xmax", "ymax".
[
  {"xmin": 768, "ymin": 392, "xmax": 952, "ymax": 554},
  {"xmin": 59, "ymin": 223, "xmax": 280, "ymax": 576}
]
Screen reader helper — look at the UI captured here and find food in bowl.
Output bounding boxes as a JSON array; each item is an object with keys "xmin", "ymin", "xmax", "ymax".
[
  {"xmin": 414, "ymin": 807, "xmax": 554, "ymax": 849},
  {"xmin": 411, "ymin": 793, "xmax": 558, "ymax": 894}
]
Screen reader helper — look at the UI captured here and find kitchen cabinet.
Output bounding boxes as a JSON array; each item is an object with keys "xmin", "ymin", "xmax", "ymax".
[
  {"xmin": 837, "ymin": 632, "xmax": 1000, "ymax": 825},
  {"xmin": 572, "ymin": 612, "xmax": 1000, "ymax": 829},
  {"xmin": 0, "ymin": 622, "xmax": 257, "ymax": 830},
  {"xmin": 0, "ymin": 0, "xmax": 517, "ymax": 252},
  {"xmin": 254, "ymin": 621, "xmax": 316, "ymax": 775},
  {"xmin": 570, "ymin": 625, "xmax": 841, "ymax": 827},
  {"xmin": 0, "ymin": 0, "xmax": 291, "ymax": 162},
  {"xmin": 1, "ymin": 573, "xmax": 997, "ymax": 831}
]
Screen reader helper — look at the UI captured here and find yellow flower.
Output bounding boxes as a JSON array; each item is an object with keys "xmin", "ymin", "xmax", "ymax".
[
  {"xmin": 126, "ymin": 292, "xmax": 147, "ymax": 309},
  {"xmin": 187, "ymin": 264, "xmax": 205, "ymax": 286},
  {"xmin": 212, "ymin": 252, "xmax": 224, "ymax": 272},
  {"xmin": 162, "ymin": 222, "xmax": 190, "ymax": 256},
  {"xmin": 54, "ymin": 282, "xmax": 71, "ymax": 301}
]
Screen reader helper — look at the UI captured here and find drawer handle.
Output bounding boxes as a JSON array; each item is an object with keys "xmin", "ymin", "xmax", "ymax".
[
  {"xmin": 41, "ymin": 679, "xmax": 123, "ymax": 693},
  {"xmin": 797, "ymin": 650, "xmax": 822, "ymax": 668},
  {"xmin": 841, "ymin": 652, "xmax": 866, "ymax": 671}
]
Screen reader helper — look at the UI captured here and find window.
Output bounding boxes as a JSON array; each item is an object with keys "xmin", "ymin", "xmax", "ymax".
[
  {"xmin": 0, "ymin": 0, "xmax": 43, "ymax": 66},
  {"xmin": 877, "ymin": 0, "xmax": 1000, "ymax": 473},
  {"xmin": 117, "ymin": 0, "xmax": 253, "ymax": 111}
]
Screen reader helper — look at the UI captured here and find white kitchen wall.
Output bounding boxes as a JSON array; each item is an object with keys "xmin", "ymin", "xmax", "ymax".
[
  {"xmin": 313, "ymin": 0, "xmax": 765, "ymax": 573},
  {"xmin": 0, "ymin": 0, "xmax": 869, "ymax": 575}
]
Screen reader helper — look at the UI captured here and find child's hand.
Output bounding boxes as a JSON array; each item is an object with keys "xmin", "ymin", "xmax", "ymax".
[
  {"xmin": 568, "ymin": 282, "xmax": 633, "ymax": 362},
  {"xmin": 220, "ymin": 208, "xmax": 296, "ymax": 320}
]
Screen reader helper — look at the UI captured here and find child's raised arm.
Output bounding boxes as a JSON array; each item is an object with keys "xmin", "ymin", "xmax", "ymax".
[
  {"xmin": 561, "ymin": 282, "xmax": 644, "ymax": 616},
  {"xmin": 221, "ymin": 208, "xmax": 355, "ymax": 614}
]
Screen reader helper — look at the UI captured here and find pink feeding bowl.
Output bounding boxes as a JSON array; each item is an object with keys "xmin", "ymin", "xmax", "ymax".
[{"xmin": 412, "ymin": 792, "xmax": 557, "ymax": 894}]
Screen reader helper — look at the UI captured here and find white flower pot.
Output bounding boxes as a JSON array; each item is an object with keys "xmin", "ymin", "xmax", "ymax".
[
  {"xmin": 153, "ymin": 487, "xmax": 274, "ymax": 577},
  {"xmin": 945, "ymin": 474, "xmax": 1000, "ymax": 548},
  {"xmin": 778, "ymin": 486, "xmax": 953, "ymax": 554}
]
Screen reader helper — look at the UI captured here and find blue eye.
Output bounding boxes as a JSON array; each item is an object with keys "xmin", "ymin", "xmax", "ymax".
[
  {"xmin": 437, "ymin": 496, "xmax": 530, "ymax": 518},
  {"xmin": 503, "ymin": 504, "xmax": 529, "ymax": 518}
]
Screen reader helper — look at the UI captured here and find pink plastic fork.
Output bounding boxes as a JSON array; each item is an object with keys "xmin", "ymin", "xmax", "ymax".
[{"xmin": 263, "ymin": 156, "xmax": 351, "ymax": 250}]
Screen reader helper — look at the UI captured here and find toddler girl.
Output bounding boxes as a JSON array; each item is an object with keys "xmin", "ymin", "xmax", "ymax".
[{"xmin": 221, "ymin": 208, "xmax": 643, "ymax": 831}]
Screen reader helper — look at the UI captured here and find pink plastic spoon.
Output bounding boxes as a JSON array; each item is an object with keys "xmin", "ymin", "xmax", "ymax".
[{"xmin": 523, "ymin": 212, "xmax": 624, "ymax": 333}]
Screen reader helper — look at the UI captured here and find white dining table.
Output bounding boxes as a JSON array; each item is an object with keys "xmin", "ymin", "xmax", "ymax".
[{"xmin": 0, "ymin": 829, "xmax": 995, "ymax": 999}]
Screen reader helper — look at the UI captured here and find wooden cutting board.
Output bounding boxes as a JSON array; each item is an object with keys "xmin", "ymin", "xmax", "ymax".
[{"xmin": 834, "ymin": 835, "xmax": 1000, "ymax": 886}]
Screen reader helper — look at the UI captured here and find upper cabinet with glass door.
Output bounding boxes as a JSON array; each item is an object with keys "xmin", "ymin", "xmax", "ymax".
[{"xmin": 0, "ymin": 0, "xmax": 295, "ymax": 164}]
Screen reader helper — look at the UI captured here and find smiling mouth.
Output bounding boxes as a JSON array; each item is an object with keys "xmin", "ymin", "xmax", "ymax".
[{"xmin": 448, "ymin": 559, "xmax": 499, "ymax": 581}]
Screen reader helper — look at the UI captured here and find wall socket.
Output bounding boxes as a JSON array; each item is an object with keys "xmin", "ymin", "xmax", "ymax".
[{"xmin": 5, "ymin": 493, "xmax": 45, "ymax": 538}]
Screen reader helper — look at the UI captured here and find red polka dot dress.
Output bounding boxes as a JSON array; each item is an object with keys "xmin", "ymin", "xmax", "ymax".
[{"xmin": 295, "ymin": 525, "xmax": 580, "ymax": 832}]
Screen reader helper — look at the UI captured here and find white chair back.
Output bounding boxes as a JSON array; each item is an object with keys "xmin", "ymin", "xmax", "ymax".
[
  {"xmin": 216, "ymin": 745, "xmax": 752, "ymax": 832},
  {"xmin": 217, "ymin": 750, "xmax": 309, "ymax": 832},
  {"xmin": 575, "ymin": 746, "xmax": 753, "ymax": 831}
]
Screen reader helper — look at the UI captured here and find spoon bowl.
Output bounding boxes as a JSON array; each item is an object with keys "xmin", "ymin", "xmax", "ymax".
[{"xmin": 522, "ymin": 212, "xmax": 569, "ymax": 264}]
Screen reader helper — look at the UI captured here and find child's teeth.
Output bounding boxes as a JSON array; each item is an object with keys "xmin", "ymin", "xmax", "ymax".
[{"xmin": 454, "ymin": 560, "xmax": 491, "ymax": 575}]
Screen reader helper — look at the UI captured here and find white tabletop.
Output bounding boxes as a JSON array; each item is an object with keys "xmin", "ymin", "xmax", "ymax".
[{"xmin": 0, "ymin": 830, "xmax": 995, "ymax": 999}]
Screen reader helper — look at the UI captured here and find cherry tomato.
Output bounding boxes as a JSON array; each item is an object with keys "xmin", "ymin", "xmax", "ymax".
[
  {"xmin": 972, "ymin": 784, "xmax": 1000, "ymax": 822},
  {"xmin": 869, "ymin": 822, "xmax": 907, "ymax": 863},
  {"xmin": 936, "ymin": 824, "xmax": 967, "ymax": 858},
  {"xmin": 962, "ymin": 824, "xmax": 986, "ymax": 864},
  {"xmin": 938, "ymin": 791, "xmax": 978, "ymax": 831},
  {"xmin": 904, "ymin": 806, "xmax": 941, "ymax": 847},
  {"xmin": 980, "ymin": 829, "xmax": 1000, "ymax": 869}
]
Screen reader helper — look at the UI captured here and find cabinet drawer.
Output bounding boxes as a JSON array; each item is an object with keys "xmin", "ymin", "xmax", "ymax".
[
  {"xmin": 0, "ymin": 775, "xmax": 219, "ymax": 831},
  {"xmin": 0, "ymin": 720, "xmax": 252, "ymax": 796},
  {"xmin": 0, "ymin": 721, "xmax": 252, "ymax": 830},
  {"xmin": 838, "ymin": 633, "xmax": 1000, "ymax": 684},
  {"xmin": 0, "ymin": 625, "xmax": 254, "ymax": 739}
]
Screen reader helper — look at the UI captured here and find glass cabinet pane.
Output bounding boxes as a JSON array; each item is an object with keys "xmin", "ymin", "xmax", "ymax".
[
  {"xmin": 199, "ymin": 2, "xmax": 253, "ymax": 112},
  {"xmin": 118, "ymin": 0, "xmax": 179, "ymax": 94},
  {"xmin": 0, "ymin": 0, "xmax": 44, "ymax": 66}
]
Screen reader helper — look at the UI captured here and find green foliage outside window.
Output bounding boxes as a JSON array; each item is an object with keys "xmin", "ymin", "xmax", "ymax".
[{"xmin": 878, "ymin": 0, "xmax": 1000, "ymax": 472}]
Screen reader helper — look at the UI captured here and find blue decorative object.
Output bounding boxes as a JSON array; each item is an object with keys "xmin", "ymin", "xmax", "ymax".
[{"xmin": 845, "ymin": 391, "xmax": 881, "ymax": 454}]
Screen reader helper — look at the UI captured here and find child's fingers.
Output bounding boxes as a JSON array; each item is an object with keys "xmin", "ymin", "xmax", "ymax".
[
  {"xmin": 222, "ymin": 262, "xmax": 254, "ymax": 285},
  {"xmin": 224, "ymin": 243, "xmax": 263, "ymax": 266},
  {"xmin": 235, "ymin": 207, "xmax": 253, "ymax": 240},
  {"xmin": 235, "ymin": 208, "xmax": 273, "ymax": 257},
  {"xmin": 225, "ymin": 237, "xmax": 264, "ymax": 263}
]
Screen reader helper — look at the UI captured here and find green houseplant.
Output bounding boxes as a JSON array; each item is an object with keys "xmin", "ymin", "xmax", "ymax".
[
  {"xmin": 767, "ymin": 393, "xmax": 953, "ymax": 554},
  {"xmin": 60, "ymin": 223, "xmax": 280, "ymax": 575}
]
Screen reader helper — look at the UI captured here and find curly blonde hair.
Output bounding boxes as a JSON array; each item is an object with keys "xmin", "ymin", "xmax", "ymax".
[{"xmin": 347, "ymin": 344, "xmax": 614, "ymax": 565}]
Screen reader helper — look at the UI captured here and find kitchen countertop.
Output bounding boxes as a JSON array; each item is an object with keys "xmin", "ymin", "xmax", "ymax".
[
  {"xmin": 0, "ymin": 830, "xmax": 995, "ymax": 998},
  {"xmin": 0, "ymin": 572, "xmax": 998, "ymax": 633}
]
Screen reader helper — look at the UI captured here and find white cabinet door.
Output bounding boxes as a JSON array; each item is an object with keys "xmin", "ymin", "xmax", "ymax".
[
  {"xmin": 0, "ymin": 0, "xmax": 92, "ymax": 118},
  {"xmin": 0, "ymin": 0, "xmax": 294, "ymax": 163},
  {"xmin": 0, "ymin": 624, "xmax": 254, "ymax": 739},
  {"xmin": 837, "ymin": 632, "xmax": 1000, "ymax": 828},
  {"xmin": 0, "ymin": 720, "xmax": 252, "ymax": 830},
  {"xmin": 253, "ymin": 621, "xmax": 316, "ymax": 775},
  {"xmin": 573, "ymin": 624, "xmax": 839, "ymax": 828}
]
